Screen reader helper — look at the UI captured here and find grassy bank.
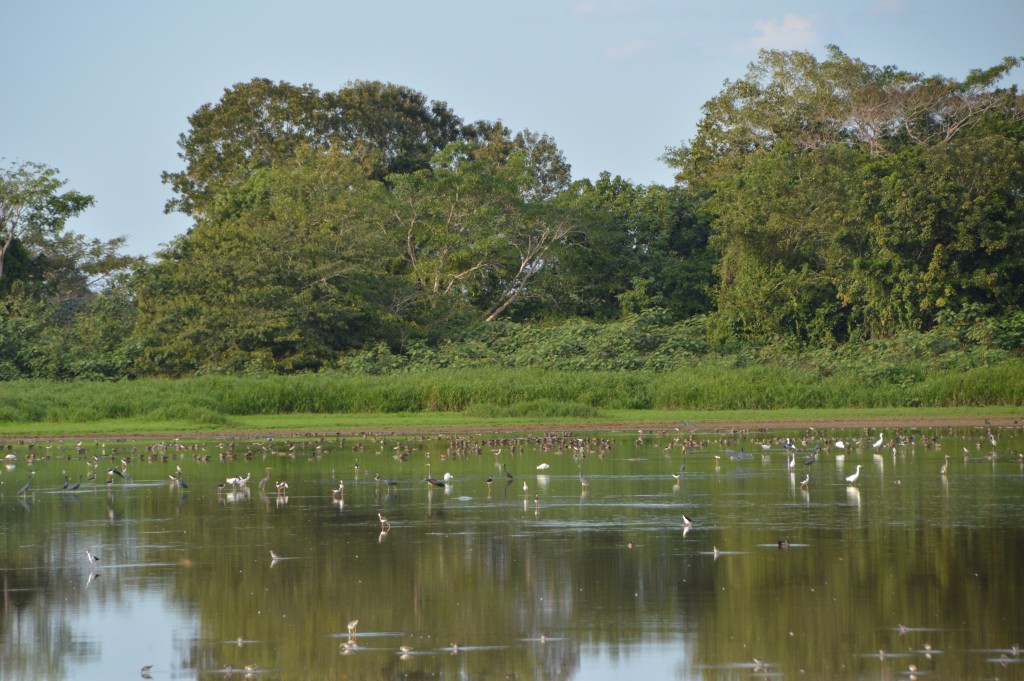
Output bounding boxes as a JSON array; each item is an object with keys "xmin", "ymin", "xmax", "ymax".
[{"xmin": 1, "ymin": 361, "xmax": 1022, "ymax": 436}]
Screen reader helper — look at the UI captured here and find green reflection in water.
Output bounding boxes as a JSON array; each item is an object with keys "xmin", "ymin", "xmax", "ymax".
[{"xmin": 1, "ymin": 426, "xmax": 1022, "ymax": 680}]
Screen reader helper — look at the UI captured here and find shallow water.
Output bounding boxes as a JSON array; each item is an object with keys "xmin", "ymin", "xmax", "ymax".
[{"xmin": 1, "ymin": 425, "xmax": 1022, "ymax": 680}]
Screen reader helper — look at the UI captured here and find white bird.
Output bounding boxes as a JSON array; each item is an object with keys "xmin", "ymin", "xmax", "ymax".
[
  {"xmin": 800, "ymin": 473, "xmax": 809, "ymax": 488},
  {"xmin": 536, "ymin": 463, "xmax": 550, "ymax": 470},
  {"xmin": 86, "ymin": 549, "xmax": 100, "ymax": 565},
  {"xmin": 443, "ymin": 472, "xmax": 454, "ymax": 484},
  {"xmin": 872, "ymin": 433, "xmax": 884, "ymax": 449},
  {"xmin": 835, "ymin": 440, "xmax": 846, "ymax": 449},
  {"xmin": 681, "ymin": 513, "xmax": 693, "ymax": 527},
  {"xmin": 845, "ymin": 464, "xmax": 863, "ymax": 485}
]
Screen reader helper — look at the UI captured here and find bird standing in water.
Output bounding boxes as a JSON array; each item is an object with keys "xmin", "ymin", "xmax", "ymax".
[
  {"xmin": 16, "ymin": 471, "xmax": 35, "ymax": 496},
  {"xmin": 845, "ymin": 464, "xmax": 862, "ymax": 485}
]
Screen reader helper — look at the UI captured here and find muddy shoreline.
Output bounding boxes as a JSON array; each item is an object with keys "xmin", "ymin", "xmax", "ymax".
[{"xmin": 3, "ymin": 413, "xmax": 1020, "ymax": 443}]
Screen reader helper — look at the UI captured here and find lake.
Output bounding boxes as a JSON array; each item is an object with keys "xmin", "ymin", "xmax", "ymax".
[{"xmin": 1, "ymin": 424, "xmax": 1022, "ymax": 680}]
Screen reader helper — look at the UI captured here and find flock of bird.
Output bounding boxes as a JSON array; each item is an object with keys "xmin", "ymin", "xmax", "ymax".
[{"xmin": 3, "ymin": 424, "xmax": 1020, "ymax": 503}]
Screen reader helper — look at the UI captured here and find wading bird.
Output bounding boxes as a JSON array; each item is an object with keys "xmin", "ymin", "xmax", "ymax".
[
  {"xmin": 16, "ymin": 472, "xmax": 35, "ymax": 496},
  {"xmin": 845, "ymin": 464, "xmax": 863, "ymax": 485}
]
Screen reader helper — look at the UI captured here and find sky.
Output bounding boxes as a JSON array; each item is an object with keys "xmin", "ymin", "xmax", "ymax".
[{"xmin": 3, "ymin": 0, "xmax": 1023, "ymax": 257}]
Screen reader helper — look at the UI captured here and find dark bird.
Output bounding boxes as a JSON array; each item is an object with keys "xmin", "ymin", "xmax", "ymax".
[
  {"xmin": 86, "ymin": 549, "xmax": 100, "ymax": 565},
  {"xmin": 16, "ymin": 472, "xmax": 35, "ymax": 496}
]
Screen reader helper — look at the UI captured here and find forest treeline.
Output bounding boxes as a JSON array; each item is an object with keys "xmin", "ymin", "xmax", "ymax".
[{"xmin": 1, "ymin": 46, "xmax": 1023, "ymax": 380}]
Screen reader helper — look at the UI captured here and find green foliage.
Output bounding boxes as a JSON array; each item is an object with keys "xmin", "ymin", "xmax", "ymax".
[
  {"xmin": 162, "ymin": 78, "xmax": 481, "ymax": 218},
  {"xmin": 5, "ymin": 53, "xmax": 1024, "ymax": 380},
  {"xmin": 136, "ymin": 151, "xmax": 403, "ymax": 375}
]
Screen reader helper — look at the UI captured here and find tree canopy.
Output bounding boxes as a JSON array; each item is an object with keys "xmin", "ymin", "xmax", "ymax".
[{"xmin": 4, "ymin": 48, "xmax": 1023, "ymax": 378}]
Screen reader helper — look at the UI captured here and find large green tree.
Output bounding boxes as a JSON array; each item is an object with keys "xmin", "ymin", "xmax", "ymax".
[
  {"xmin": 1, "ymin": 160, "xmax": 95, "ymax": 291},
  {"xmin": 551, "ymin": 173, "xmax": 714, "ymax": 321},
  {"xmin": 665, "ymin": 46, "xmax": 1021, "ymax": 185},
  {"xmin": 162, "ymin": 78, "xmax": 482, "ymax": 219},
  {"xmin": 0, "ymin": 160, "xmax": 142, "ymax": 378},
  {"xmin": 668, "ymin": 48, "xmax": 1024, "ymax": 344},
  {"xmin": 365, "ymin": 129, "xmax": 582, "ymax": 324},
  {"xmin": 137, "ymin": 149, "xmax": 395, "ymax": 375}
]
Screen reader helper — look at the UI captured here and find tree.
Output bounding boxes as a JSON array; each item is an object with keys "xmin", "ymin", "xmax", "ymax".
[
  {"xmin": 0, "ymin": 160, "xmax": 94, "ymax": 288},
  {"xmin": 162, "ymin": 78, "xmax": 482, "ymax": 219},
  {"xmin": 664, "ymin": 46, "xmax": 1022, "ymax": 186},
  {"xmin": 678, "ymin": 49, "xmax": 1024, "ymax": 344},
  {"xmin": 329, "ymin": 80, "xmax": 476, "ymax": 180},
  {"xmin": 137, "ymin": 149, "xmax": 397, "ymax": 375},
  {"xmin": 556, "ymin": 174, "xmax": 714, "ymax": 321},
  {"xmin": 366, "ymin": 132, "xmax": 582, "ymax": 324}
]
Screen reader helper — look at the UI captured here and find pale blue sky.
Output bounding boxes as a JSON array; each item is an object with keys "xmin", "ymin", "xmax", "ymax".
[{"xmin": 3, "ymin": 0, "xmax": 1022, "ymax": 256}]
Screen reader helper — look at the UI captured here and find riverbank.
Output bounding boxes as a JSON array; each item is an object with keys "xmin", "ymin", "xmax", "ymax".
[{"xmin": 2, "ymin": 405, "xmax": 1021, "ymax": 441}]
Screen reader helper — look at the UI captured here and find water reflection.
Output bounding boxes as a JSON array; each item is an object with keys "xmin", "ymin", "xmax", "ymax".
[{"xmin": 0, "ymin": 425, "xmax": 1022, "ymax": 680}]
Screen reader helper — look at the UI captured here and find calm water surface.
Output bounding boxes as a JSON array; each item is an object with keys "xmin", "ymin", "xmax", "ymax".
[{"xmin": 1, "ymin": 425, "xmax": 1023, "ymax": 680}]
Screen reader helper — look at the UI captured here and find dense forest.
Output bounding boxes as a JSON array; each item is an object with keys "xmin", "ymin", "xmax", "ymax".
[{"xmin": 2, "ymin": 46, "xmax": 1022, "ymax": 379}]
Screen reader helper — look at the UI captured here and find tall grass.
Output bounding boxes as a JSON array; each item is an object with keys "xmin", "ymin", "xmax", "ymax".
[{"xmin": 1, "ymin": 359, "xmax": 1022, "ymax": 424}]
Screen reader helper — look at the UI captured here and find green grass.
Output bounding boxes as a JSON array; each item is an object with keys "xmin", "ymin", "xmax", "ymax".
[{"xmin": 0, "ymin": 362, "xmax": 1021, "ymax": 436}]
